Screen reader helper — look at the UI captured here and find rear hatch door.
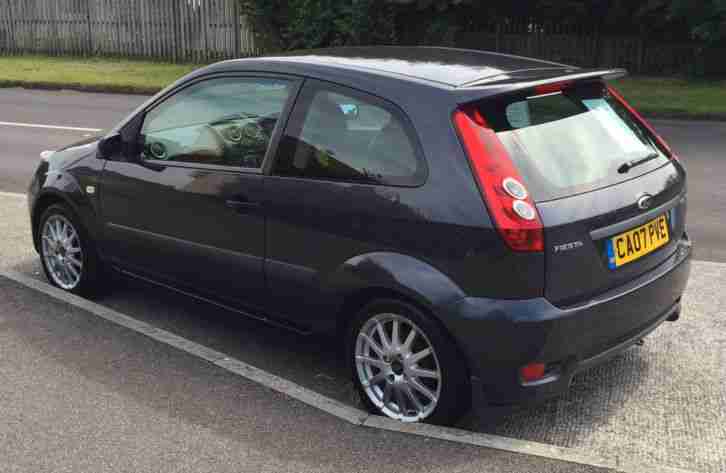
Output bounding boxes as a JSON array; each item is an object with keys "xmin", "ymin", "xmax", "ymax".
[
  {"xmin": 538, "ymin": 164, "xmax": 685, "ymax": 307},
  {"xmin": 476, "ymin": 80, "xmax": 686, "ymax": 307}
]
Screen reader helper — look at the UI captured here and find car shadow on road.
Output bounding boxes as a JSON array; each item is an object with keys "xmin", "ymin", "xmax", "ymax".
[
  {"xmin": 93, "ymin": 270, "xmax": 654, "ymax": 450},
  {"xmin": 3, "ymin": 276, "xmax": 531, "ymax": 473},
  {"xmin": 13, "ymin": 257, "xmax": 651, "ymax": 449},
  {"xmin": 112, "ymin": 275, "xmax": 363, "ymax": 407}
]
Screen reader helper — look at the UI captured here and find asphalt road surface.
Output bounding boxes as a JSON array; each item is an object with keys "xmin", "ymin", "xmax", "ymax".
[
  {"xmin": 0, "ymin": 87, "xmax": 724, "ymax": 262},
  {"xmin": 0, "ymin": 88, "xmax": 146, "ymax": 194},
  {"xmin": 0, "ymin": 275, "xmax": 613, "ymax": 473}
]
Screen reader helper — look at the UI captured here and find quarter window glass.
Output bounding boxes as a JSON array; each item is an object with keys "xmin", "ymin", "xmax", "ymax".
[
  {"xmin": 274, "ymin": 85, "xmax": 424, "ymax": 186},
  {"xmin": 141, "ymin": 78, "xmax": 292, "ymax": 168}
]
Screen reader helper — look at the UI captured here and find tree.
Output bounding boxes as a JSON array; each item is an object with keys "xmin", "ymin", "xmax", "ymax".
[
  {"xmin": 670, "ymin": 0, "xmax": 726, "ymax": 44},
  {"xmin": 669, "ymin": 0, "xmax": 726, "ymax": 75},
  {"xmin": 241, "ymin": 0, "xmax": 721, "ymax": 75},
  {"xmin": 240, "ymin": 0, "xmax": 397, "ymax": 51}
]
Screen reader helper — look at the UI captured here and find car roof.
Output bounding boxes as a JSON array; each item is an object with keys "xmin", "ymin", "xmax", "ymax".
[
  {"xmin": 221, "ymin": 46, "xmax": 575, "ymax": 88},
  {"xmin": 113, "ymin": 48, "xmax": 623, "ymax": 136}
]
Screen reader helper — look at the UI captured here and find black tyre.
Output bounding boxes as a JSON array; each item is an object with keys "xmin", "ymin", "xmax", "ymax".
[
  {"xmin": 347, "ymin": 298, "xmax": 471, "ymax": 425},
  {"xmin": 38, "ymin": 203, "xmax": 105, "ymax": 298}
]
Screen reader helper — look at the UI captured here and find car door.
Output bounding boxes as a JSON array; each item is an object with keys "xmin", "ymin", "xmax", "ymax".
[
  {"xmin": 100, "ymin": 75, "xmax": 300, "ymax": 311},
  {"xmin": 263, "ymin": 79, "xmax": 427, "ymax": 328}
]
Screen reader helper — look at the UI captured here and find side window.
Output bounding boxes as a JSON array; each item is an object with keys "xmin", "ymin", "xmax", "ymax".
[
  {"xmin": 141, "ymin": 77, "xmax": 292, "ymax": 168},
  {"xmin": 273, "ymin": 83, "xmax": 425, "ymax": 186}
]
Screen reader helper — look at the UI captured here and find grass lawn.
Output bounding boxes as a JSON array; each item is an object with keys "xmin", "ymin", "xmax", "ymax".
[
  {"xmin": 0, "ymin": 55, "xmax": 724, "ymax": 119},
  {"xmin": 0, "ymin": 55, "xmax": 200, "ymax": 95},
  {"xmin": 614, "ymin": 76, "xmax": 726, "ymax": 120}
]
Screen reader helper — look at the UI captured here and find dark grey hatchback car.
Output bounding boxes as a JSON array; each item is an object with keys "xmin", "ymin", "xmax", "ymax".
[{"xmin": 29, "ymin": 47, "xmax": 691, "ymax": 425}]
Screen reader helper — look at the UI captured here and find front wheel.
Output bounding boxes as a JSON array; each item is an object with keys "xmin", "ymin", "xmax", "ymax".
[
  {"xmin": 348, "ymin": 299, "xmax": 471, "ymax": 425},
  {"xmin": 38, "ymin": 203, "xmax": 105, "ymax": 297}
]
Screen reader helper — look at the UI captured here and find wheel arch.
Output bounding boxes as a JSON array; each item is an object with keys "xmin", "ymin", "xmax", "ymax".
[
  {"xmin": 32, "ymin": 184, "xmax": 100, "ymax": 255},
  {"xmin": 32, "ymin": 191, "xmax": 77, "ymax": 252},
  {"xmin": 334, "ymin": 260, "xmax": 475, "ymax": 423},
  {"xmin": 336, "ymin": 286, "xmax": 423, "ymax": 340},
  {"xmin": 328, "ymin": 252, "xmax": 469, "ymax": 366}
]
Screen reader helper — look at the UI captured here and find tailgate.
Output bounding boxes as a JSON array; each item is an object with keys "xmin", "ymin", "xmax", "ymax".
[
  {"xmin": 458, "ymin": 76, "xmax": 688, "ymax": 306},
  {"xmin": 539, "ymin": 163, "xmax": 686, "ymax": 307}
]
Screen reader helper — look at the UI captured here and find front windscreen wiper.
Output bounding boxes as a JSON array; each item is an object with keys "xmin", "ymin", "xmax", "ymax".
[{"xmin": 617, "ymin": 152, "xmax": 660, "ymax": 174}]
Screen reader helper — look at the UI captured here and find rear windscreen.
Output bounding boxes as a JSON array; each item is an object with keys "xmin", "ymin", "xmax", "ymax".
[{"xmin": 478, "ymin": 82, "xmax": 671, "ymax": 202}]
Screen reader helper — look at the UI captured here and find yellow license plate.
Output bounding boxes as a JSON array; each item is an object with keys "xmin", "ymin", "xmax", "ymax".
[{"xmin": 607, "ymin": 214, "xmax": 670, "ymax": 269}]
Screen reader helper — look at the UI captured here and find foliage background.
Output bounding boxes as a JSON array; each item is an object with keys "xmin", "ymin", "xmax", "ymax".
[{"xmin": 240, "ymin": 0, "xmax": 726, "ymax": 76}]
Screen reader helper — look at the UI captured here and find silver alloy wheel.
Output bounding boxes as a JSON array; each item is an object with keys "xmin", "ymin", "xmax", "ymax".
[
  {"xmin": 41, "ymin": 214, "xmax": 83, "ymax": 290},
  {"xmin": 355, "ymin": 313, "xmax": 442, "ymax": 422}
]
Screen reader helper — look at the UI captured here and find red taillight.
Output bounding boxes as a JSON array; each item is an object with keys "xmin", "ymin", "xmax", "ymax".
[
  {"xmin": 453, "ymin": 108, "xmax": 544, "ymax": 252},
  {"xmin": 608, "ymin": 86, "xmax": 679, "ymax": 161},
  {"xmin": 520, "ymin": 362, "xmax": 547, "ymax": 383}
]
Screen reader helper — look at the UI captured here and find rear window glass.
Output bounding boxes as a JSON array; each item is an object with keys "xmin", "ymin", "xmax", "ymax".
[{"xmin": 479, "ymin": 82, "xmax": 670, "ymax": 202}]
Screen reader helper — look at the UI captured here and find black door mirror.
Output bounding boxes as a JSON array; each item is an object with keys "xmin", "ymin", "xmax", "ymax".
[{"xmin": 97, "ymin": 133, "xmax": 122, "ymax": 159}]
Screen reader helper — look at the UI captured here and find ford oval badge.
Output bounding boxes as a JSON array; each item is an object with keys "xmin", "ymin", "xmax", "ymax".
[{"xmin": 637, "ymin": 194, "xmax": 654, "ymax": 210}]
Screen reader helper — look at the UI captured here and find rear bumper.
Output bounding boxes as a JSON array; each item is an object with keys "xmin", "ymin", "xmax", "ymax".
[{"xmin": 440, "ymin": 235, "xmax": 692, "ymax": 407}]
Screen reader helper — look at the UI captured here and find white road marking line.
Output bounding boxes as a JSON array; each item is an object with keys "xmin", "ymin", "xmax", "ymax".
[
  {"xmin": 0, "ymin": 268, "xmax": 708, "ymax": 473},
  {"xmin": 0, "ymin": 121, "xmax": 102, "ymax": 133},
  {"xmin": 0, "ymin": 191, "xmax": 27, "ymax": 199}
]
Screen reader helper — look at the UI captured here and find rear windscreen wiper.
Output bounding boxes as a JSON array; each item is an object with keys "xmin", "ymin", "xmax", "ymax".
[{"xmin": 617, "ymin": 152, "xmax": 660, "ymax": 174}]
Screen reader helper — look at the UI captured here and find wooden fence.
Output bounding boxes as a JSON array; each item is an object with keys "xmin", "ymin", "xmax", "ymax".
[
  {"xmin": 0, "ymin": 0, "xmax": 259, "ymax": 62},
  {"xmin": 457, "ymin": 33, "xmax": 701, "ymax": 75},
  {"xmin": 455, "ymin": 22, "xmax": 707, "ymax": 75},
  {"xmin": 0, "ymin": 2, "xmax": 716, "ymax": 75}
]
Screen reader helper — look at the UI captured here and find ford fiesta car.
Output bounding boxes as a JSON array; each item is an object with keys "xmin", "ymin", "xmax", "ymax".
[{"xmin": 28, "ymin": 47, "xmax": 691, "ymax": 425}]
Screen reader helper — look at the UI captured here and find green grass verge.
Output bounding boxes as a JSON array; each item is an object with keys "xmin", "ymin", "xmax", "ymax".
[
  {"xmin": 613, "ymin": 77, "xmax": 726, "ymax": 121},
  {"xmin": 0, "ymin": 55, "xmax": 200, "ymax": 95},
  {"xmin": 0, "ymin": 55, "xmax": 724, "ymax": 120}
]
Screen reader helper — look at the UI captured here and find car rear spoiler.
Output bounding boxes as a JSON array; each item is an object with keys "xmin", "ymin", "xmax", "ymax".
[{"xmin": 453, "ymin": 68, "xmax": 628, "ymax": 104}]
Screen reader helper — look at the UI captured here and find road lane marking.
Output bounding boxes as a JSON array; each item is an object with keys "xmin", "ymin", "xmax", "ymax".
[
  {"xmin": 0, "ymin": 268, "xmax": 703, "ymax": 473},
  {"xmin": 0, "ymin": 121, "xmax": 102, "ymax": 133},
  {"xmin": 0, "ymin": 191, "xmax": 27, "ymax": 199}
]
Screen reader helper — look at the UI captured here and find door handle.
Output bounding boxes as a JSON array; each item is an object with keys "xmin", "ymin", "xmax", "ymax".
[{"xmin": 225, "ymin": 199, "xmax": 261, "ymax": 210}]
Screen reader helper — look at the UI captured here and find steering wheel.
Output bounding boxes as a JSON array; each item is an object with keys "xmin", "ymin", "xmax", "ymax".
[
  {"xmin": 219, "ymin": 120, "xmax": 268, "ymax": 146},
  {"xmin": 211, "ymin": 118, "xmax": 272, "ymax": 167}
]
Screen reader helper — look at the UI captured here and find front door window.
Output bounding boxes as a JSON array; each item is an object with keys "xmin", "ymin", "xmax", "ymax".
[{"xmin": 142, "ymin": 78, "xmax": 293, "ymax": 169}]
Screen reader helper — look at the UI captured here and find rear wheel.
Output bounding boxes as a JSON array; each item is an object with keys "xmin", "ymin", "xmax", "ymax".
[
  {"xmin": 348, "ymin": 299, "xmax": 470, "ymax": 425},
  {"xmin": 38, "ymin": 203, "xmax": 105, "ymax": 297}
]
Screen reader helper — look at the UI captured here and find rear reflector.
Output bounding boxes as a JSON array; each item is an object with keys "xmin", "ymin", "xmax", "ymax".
[
  {"xmin": 453, "ymin": 108, "xmax": 544, "ymax": 252},
  {"xmin": 520, "ymin": 363, "xmax": 547, "ymax": 383},
  {"xmin": 608, "ymin": 86, "xmax": 679, "ymax": 161}
]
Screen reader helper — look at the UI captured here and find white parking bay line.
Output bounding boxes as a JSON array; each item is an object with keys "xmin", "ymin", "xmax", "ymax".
[
  {"xmin": 0, "ymin": 268, "xmax": 699, "ymax": 473},
  {"xmin": 0, "ymin": 121, "xmax": 102, "ymax": 133}
]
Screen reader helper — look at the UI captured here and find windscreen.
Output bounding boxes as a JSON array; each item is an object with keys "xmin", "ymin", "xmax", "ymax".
[{"xmin": 478, "ymin": 82, "xmax": 671, "ymax": 202}]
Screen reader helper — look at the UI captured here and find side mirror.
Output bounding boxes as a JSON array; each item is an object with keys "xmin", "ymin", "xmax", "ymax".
[{"xmin": 97, "ymin": 133, "xmax": 122, "ymax": 159}]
